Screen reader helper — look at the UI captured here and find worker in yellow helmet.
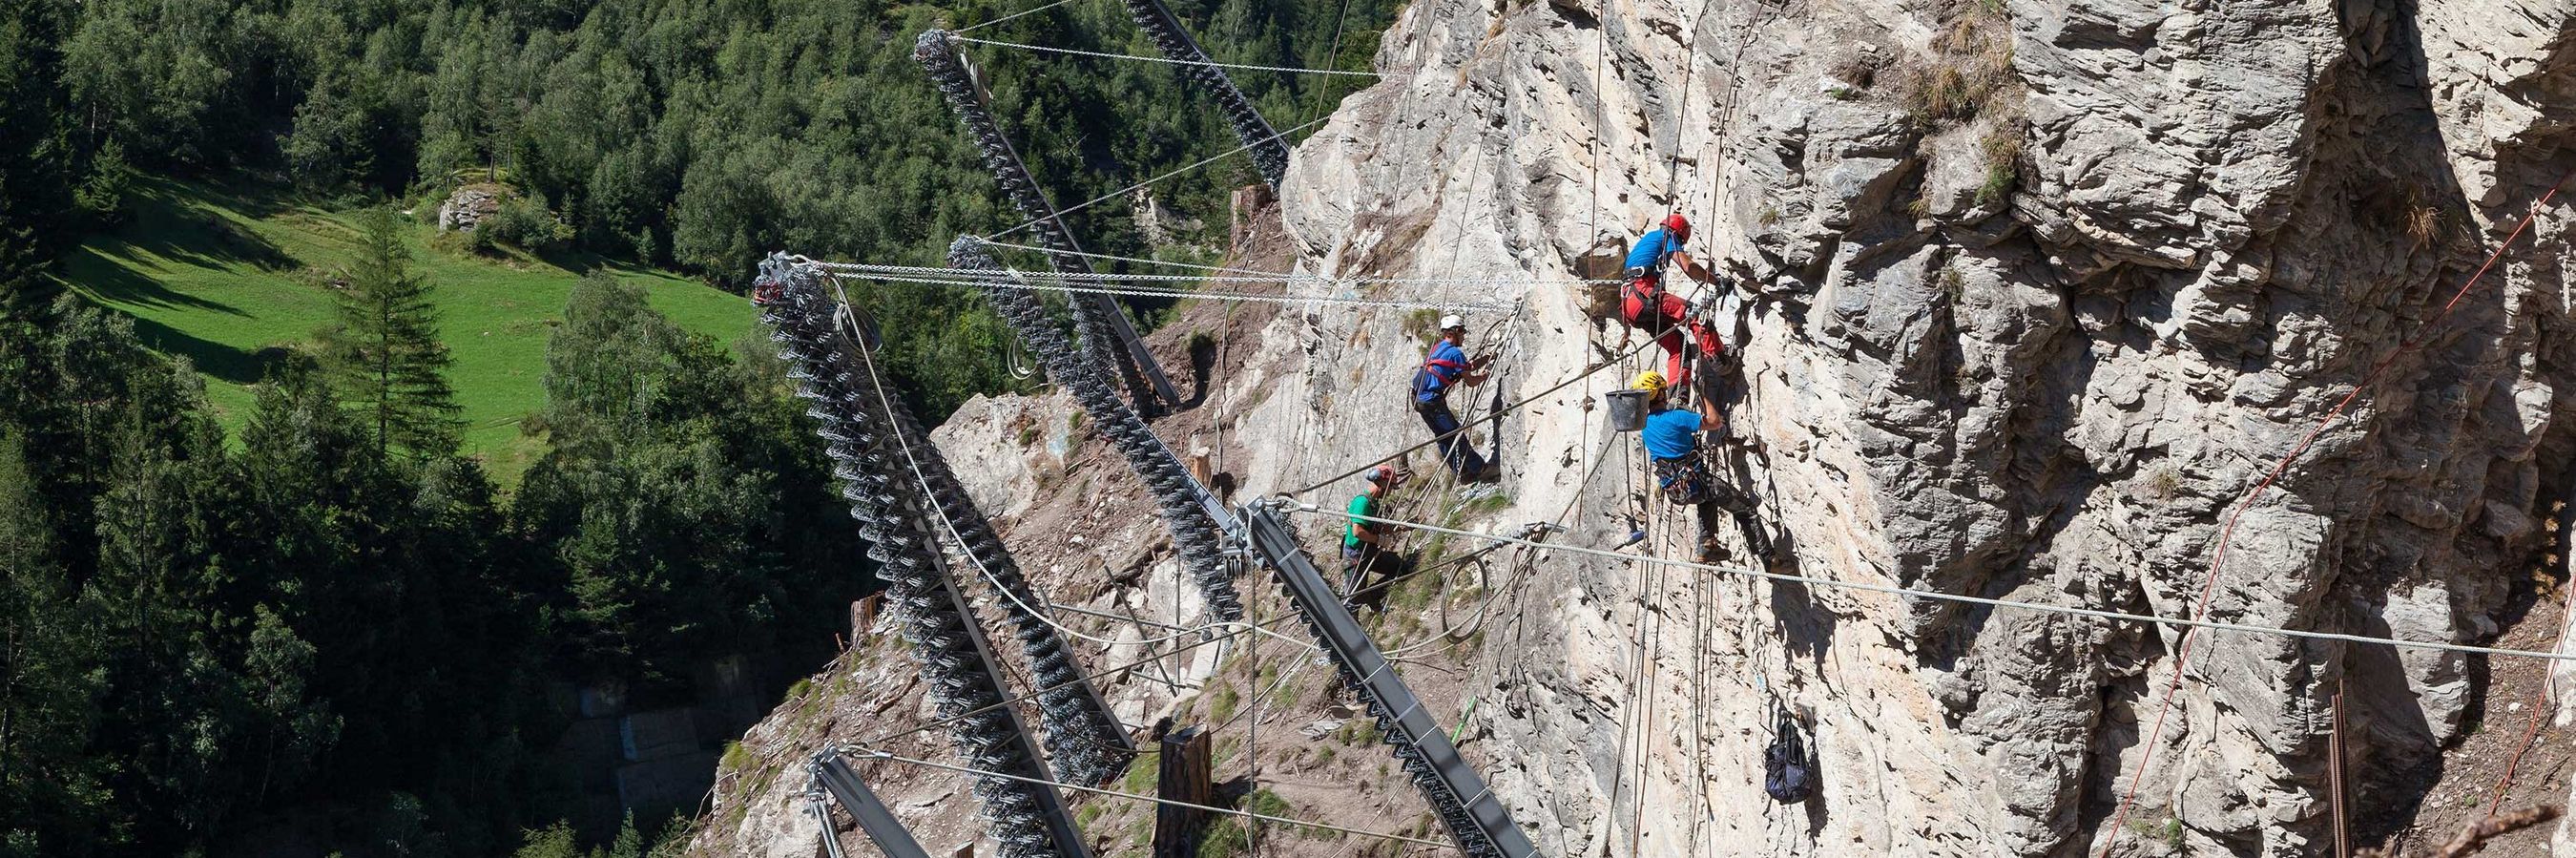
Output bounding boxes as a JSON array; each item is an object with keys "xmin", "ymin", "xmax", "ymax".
[{"xmin": 1634, "ymin": 370, "xmax": 1775, "ymax": 564}]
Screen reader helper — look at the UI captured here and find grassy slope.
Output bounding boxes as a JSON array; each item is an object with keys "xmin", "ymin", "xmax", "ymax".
[{"xmin": 55, "ymin": 178, "xmax": 755, "ymax": 483}]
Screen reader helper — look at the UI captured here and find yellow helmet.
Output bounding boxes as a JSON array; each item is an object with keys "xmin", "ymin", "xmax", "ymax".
[{"xmin": 1632, "ymin": 370, "xmax": 1667, "ymax": 394}]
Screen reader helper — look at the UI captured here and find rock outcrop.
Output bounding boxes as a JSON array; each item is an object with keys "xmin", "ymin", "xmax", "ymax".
[
  {"xmin": 1278, "ymin": 0, "xmax": 2572, "ymax": 853},
  {"xmin": 437, "ymin": 183, "xmax": 506, "ymax": 232},
  {"xmin": 693, "ymin": 0, "xmax": 2574, "ymax": 855}
]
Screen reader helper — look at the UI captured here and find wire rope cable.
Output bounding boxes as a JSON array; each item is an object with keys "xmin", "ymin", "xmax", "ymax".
[
  {"xmin": 807, "ymin": 267, "xmax": 1520, "ymax": 311},
  {"xmin": 978, "ymin": 240, "xmax": 1297, "ymax": 277},
  {"xmin": 985, "ymin": 115, "xmax": 1335, "ymax": 241},
  {"xmin": 958, "ymin": 0, "xmax": 1086, "ymax": 32},
  {"xmin": 801, "ymin": 257, "xmax": 1622, "ymax": 287},
  {"xmin": 1293, "ymin": 335, "xmax": 1668, "ymax": 498},
  {"xmin": 843, "ymin": 748, "xmax": 1461, "ymax": 849},
  {"xmin": 1306, "ymin": 0, "xmax": 1359, "ymax": 125},
  {"xmin": 955, "ymin": 35, "xmax": 1385, "ymax": 77},
  {"xmin": 855, "ymin": 612, "xmax": 1311, "ymax": 751},
  {"xmin": 835, "ymin": 273, "xmax": 1311, "ymax": 654},
  {"xmin": 1287, "ymin": 503, "xmax": 2576, "ymax": 664}
]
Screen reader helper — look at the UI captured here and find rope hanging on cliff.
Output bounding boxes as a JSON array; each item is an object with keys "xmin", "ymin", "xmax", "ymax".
[
  {"xmin": 1291, "ymin": 504, "xmax": 2576, "ymax": 664},
  {"xmin": 1307, "ymin": 0, "xmax": 1359, "ymax": 125},
  {"xmin": 2483, "ymin": 502, "xmax": 2576, "ymax": 820},
  {"xmin": 2097, "ymin": 164, "xmax": 2576, "ymax": 857}
]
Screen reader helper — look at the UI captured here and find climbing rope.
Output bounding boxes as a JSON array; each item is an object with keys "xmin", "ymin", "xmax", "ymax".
[{"xmin": 1305, "ymin": 0, "xmax": 1359, "ymax": 125}]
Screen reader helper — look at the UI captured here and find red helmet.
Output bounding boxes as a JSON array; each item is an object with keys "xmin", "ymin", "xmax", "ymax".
[
  {"xmin": 1369, "ymin": 465, "xmax": 1396, "ymax": 485},
  {"xmin": 1663, "ymin": 213, "xmax": 1692, "ymax": 243}
]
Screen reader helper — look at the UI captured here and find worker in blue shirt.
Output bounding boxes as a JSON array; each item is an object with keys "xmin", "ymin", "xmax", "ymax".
[
  {"xmin": 1635, "ymin": 370, "xmax": 1775, "ymax": 564},
  {"xmin": 1410, "ymin": 314, "xmax": 1496, "ymax": 481},
  {"xmin": 1621, "ymin": 214, "xmax": 1725, "ymax": 387}
]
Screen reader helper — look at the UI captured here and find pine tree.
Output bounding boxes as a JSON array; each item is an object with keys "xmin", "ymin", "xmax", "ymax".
[
  {"xmin": 0, "ymin": 429, "xmax": 111, "ymax": 858},
  {"xmin": 320, "ymin": 207, "xmax": 462, "ymax": 457}
]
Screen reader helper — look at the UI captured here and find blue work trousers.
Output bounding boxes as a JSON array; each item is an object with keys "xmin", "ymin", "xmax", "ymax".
[{"xmin": 1415, "ymin": 397, "xmax": 1486, "ymax": 476}]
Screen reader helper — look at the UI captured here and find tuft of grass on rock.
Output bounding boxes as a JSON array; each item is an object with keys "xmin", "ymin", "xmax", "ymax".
[
  {"xmin": 1976, "ymin": 124, "xmax": 2024, "ymax": 208},
  {"xmin": 1895, "ymin": 10, "xmax": 2019, "ymax": 130}
]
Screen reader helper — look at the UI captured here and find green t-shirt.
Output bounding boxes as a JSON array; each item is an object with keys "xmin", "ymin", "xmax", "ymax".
[{"xmin": 1344, "ymin": 493, "xmax": 1376, "ymax": 549}]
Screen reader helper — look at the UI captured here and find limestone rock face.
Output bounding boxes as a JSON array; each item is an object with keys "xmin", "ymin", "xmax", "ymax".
[
  {"xmin": 1279, "ymin": 0, "xmax": 2573, "ymax": 854},
  {"xmin": 695, "ymin": 0, "xmax": 2573, "ymax": 855}
]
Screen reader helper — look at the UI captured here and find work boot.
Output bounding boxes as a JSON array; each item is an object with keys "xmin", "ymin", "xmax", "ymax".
[{"xmin": 1697, "ymin": 535, "xmax": 1728, "ymax": 564}]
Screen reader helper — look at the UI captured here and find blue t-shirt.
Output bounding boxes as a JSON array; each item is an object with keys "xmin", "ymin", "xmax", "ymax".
[
  {"xmin": 1415, "ymin": 340, "xmax": 1469, "ymax": 403},
  {"xmin": 1623, "ymin": 228, "xmax": 1683, "ymax": 275},
  {"xmin": 1641, "ymin": 407, "xmax": 1702, "ymax": 460}
]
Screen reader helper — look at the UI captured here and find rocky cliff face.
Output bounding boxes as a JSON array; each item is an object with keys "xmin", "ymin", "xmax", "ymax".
[
  {"xmin": 693, "ymin": 0, "xmax": 2573, "ymax": 855},
  {"xmin": 1278, "ymin": 0, "xmax": 2572, "ymax": 853}
]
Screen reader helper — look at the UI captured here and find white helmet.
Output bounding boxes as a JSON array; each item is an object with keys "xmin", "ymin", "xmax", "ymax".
[{"xmin": 1439, "ymin": 313, "xmax": 1465, "ymax": 331}]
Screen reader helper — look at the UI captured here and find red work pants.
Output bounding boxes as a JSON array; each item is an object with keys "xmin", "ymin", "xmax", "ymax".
[{"xmin": 1621, "ymin": 282, "xmax": 1714, "ymax": 384}]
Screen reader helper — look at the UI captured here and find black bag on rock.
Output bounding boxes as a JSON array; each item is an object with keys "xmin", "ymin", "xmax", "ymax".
[{"xmin": 1763, "ymin": 700, "xmax": 1814, "ymax": 804}]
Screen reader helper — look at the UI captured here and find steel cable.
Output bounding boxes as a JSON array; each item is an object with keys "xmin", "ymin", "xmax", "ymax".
[{"xmin": 952, "ymin": 238, "xmax": 1248, "ymax": 622}]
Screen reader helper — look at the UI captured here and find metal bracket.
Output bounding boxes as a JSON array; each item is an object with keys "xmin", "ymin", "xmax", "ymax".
[
  {"xmin": 812, "ymin": 754, "xmax": 929, "ymax": 858},
  {"xmin": 1236, "ymin": 503, "xmax": 1537, "ymax": 858}
]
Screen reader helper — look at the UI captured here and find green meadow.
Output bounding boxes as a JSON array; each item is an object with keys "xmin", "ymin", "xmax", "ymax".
[{"xmin": 54, "ymin": 178, "xmax": 756, "ymax": 483}]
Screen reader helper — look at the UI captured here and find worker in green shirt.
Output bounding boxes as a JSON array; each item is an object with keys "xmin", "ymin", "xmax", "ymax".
[{"xmin": 1341, "ymin": 465, "xmax": 1413, "ymax": 602}]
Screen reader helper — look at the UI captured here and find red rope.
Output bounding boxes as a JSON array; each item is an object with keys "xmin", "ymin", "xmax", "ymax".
[
  {"xmin": 2484, "ymin": 575, "xmax": 2576, "ymax": 819},
  {"xmin": 2098, "ymin": 166, "xmax": 2572, "ymax": 856}
]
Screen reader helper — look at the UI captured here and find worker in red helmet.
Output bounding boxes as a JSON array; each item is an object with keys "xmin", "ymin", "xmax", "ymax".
[
  {"xmin": 1620, "ymin": 214, "xmax": 1725, "ymax": 385},
  {"xmin": 1340, "ymin": 464, "xmax": 1415, "ymax": 604}
]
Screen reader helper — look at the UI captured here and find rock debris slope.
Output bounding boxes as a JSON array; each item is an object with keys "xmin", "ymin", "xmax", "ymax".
[{"xmin": 695, "ymin": 0, "xmax": 2574, "ymax": 854}]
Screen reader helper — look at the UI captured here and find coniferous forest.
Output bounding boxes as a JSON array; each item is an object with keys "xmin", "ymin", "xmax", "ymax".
[{"xmin": 0, "ymin": 0, "xmax": 1392, "ymax": 855}]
